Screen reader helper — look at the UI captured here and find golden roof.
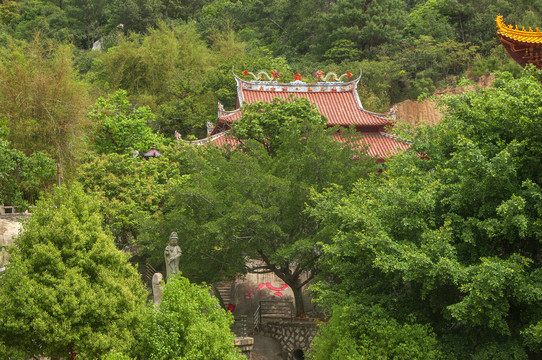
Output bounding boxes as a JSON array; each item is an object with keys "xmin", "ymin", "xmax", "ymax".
[{"xmin": 496, "ymin": 15, "xmax": 542, "ymax": 44}]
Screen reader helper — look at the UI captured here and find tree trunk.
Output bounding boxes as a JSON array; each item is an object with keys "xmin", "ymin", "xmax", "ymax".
[
  {"xmin": 256, "ymin": 251, "xmax": 314, "ymax": 318},
  {"xmin": 291, "ymin": 284, "xmax": 306, "ymax": 317}
]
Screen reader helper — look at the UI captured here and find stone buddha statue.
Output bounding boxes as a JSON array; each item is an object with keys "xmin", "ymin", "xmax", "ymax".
[{"xmin": 164, "ymin": 232, "xmax": 181, "ymax": 281}]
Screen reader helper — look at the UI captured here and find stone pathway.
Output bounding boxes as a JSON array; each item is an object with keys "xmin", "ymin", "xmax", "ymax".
[{"xmin": 251, "ymin": 335, "xmax": 283, "ymax": 360}]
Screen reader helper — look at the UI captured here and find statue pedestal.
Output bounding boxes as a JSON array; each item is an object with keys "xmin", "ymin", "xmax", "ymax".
[{"xmin": 234, "ymin": 337, "xmax": 254, "ymax": 359}]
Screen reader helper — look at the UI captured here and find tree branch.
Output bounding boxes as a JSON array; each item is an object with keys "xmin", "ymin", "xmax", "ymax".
[
  {"xmin": 298, "ymin": 272, "xmax": 314, "ymax": 288},
  {"xmin": 268, "ymin": 17, "xmax": 286, "ymax": 32}
]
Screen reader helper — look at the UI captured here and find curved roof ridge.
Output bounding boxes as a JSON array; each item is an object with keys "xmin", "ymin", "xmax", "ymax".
[
  {"xmin": 186, "ymin": 130, "xmax": 230, "ymax": 145},
  {"xmin": 219, "ymin": 109, "xmax": 241, "ymax": 118},
  {"xmin": 232, "ymin": 67, "xmax": 360, "ymax": 90},
  {"xmin": 360, "ymin": 108, "xmax": 393, "ymax": 120},
  {"xmin": 495, "ymin": 15, "xmax": 542, "ymax": 40},
  {"xmin": 379, "ymin": 131, "xmax": 413, "ymax": 145},
  {"xmin": 496, "ymin": 15, "xmax": 542, "ymax": 43}
]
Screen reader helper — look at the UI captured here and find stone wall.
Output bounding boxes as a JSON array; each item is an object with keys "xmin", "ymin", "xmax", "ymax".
[
  {"xmin": 0, "ymin": 214, "xmax": 29, "ymax": 268},
  {"xmin": 261, "ymin": 321, "xmax": 319, "ymax": 360}
]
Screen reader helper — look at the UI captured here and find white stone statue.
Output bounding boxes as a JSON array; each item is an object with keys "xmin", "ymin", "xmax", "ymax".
[{"xmin": 164, "ymin": 232, "xmax": 181, "ymax": 281}]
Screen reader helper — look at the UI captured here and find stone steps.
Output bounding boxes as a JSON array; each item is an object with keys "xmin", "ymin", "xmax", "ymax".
[{"xmin": 214, "ymin": 281, "xmax": 233, "ymax": 306}]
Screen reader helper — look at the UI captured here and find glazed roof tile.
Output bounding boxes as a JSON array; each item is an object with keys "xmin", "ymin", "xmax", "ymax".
[{"xmin": 496, "ymin": 15, "xmax": 542, "ymax": 45}]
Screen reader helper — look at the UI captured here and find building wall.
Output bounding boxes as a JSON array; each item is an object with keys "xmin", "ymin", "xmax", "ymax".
[{"xmin": 228, "ymin": 262, "xmax": 313, "ymax": 319}]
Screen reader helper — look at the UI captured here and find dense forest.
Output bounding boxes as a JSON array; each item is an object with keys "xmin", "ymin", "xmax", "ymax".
[
  {"xmin": 0, "ymin": 0, "xmax": 535, "ymax": 206},
  {"xmin": 2, "ymin": 0, "xmax": 542, "ymax": 359},
  {"xmin": 0, "ymin": 0, "xmax": 534, "ymax": 147}
]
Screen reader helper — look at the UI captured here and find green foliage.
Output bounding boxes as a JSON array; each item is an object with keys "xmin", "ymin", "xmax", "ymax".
[
  {"xmin": 105, "ymin": 0, "xmax": 162, "ymax": 34},
  {"xmin": 77, "ymin": 147, "xmax": 189, "ymax": 249},
  {"xmin": 315, "ymin": 0, "xmax": 408, "ymax": 59},
  {"xmin": 91, "ymin": 22, "xmax": 215, "ymax": 137},
  {"xmin": 11, "ymin": 1, "xmax": 75, "ymax": 43},
  {"xmin": 323, "ymin": 39, "xmax": 362, "ymax": 63},
  {"xmin": 142, "ymin": 274, "xmax": 243, "ymax": 360},
  {"xmin": 308, "ymin": 305, "xmax": 442, "ymax": 360},
  {"xmin": 234, "ymin": 96, "xmax": 327, "ymax": 155},
  {"xmin": 0, "ymin": 121, "xmax": 55, "ymax": 208},
  {"xmin": 0, "ymin": 1, "xmax": 18, "ymax": 26},
  {"xmin": 101, "ymin": 351, "xmax": 135, "ymax": 360},
  {"xmin": 397, "ymin": 35, "xmax": 479, "ymax": 98},
  {"xmin": 88, "ymin": 89, "xmax": 166, "ymax": 155},
  {"xmin": 308, "ymin": 70, "xmax": 542, "ymax": 358},
  {"xmin": 405, "ymin": 0, "xmax": 456, "ymax": 42},
  {"xmin": 0, "ymin": 183, "xmax": 147, "ymax": 359},
  {"xmin": 0, "ymin": 35, "xmax": 91, "ymax": 172}
]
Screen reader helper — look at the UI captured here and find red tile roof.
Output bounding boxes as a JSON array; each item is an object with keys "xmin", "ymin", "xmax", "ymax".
[
  {"xmin": 214, "ymin": 73, "xmax": 394, "ymax": 134},
  {"xmin": 239, "ymin": 90, "xmax": 390, "ymax": 127},
  {"xmin": 334, "ymin": 132, "xmax": 411, "ymax": 158},
  {"xmin": 189, "ymin": 131, "xmax": 409, "ymax": 159},
  {"xmin": 201, "ymin": 71, "xmax": 409, "ymax": 160}
]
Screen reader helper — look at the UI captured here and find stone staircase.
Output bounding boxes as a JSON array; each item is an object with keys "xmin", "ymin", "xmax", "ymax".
[{"xmin": 213, "ymin": 281, "xmax": 233, "ymax": 308}]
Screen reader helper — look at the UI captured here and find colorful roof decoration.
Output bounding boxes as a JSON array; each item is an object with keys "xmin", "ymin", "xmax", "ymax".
[{"xmin": 496, "ymin": 15, "xmax": 542, "ymax": 68}]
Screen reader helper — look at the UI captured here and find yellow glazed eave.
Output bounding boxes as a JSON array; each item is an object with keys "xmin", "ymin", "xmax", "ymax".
[{"xmin": 496, "ymin": 15, "xmax": 542, "ymax": 44}]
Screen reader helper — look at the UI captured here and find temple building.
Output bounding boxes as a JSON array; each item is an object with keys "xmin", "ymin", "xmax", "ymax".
[
  {"xmin": 189, "ymin": 70, "xmax": 409, "ymax": 161},
  {"xmin": 496, "ymin": 15, "xmax": 542, "ymax": 69}
]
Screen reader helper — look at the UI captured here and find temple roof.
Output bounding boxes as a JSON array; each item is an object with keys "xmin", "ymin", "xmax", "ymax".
[
  {"xmin": 496, "ymin": 16, "xmax": 542, "ymax": 44},
  {"xmin": 496, "ymin": 15, "xmax": 542, "ymax": 68},
  {"xmin": 192, "ymin": 70, "xmax": 409, "ymax": 160},
  {"xmin": 213, "ymin": 70, "xmax": 394, "ymax": 134},
  {"xmin": 188, "ymin": 130, "xmax": 410, "ymax": 159}
]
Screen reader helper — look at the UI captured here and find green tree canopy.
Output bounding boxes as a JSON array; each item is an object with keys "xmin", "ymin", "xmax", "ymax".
[
  {"xmin": 0, "ymin": 120, "xmax": 55, "ymax": 208},
  {"xmin": 233, "ymin": 96, "xmax": 327, "ymax": 156},
  {"xmin": 308, "ymin": 70, "xmax": 542, "ymax": 359},
  {"xmin": 142, "ymin": 274, "xmax": 244, "ymax": 360},
  {"xmin": 77, "ymin": 146, "xmax": 190, "ymax": 249},
  {"xmin": 88, "ymin": 89, "xmax": 166, "ymax": 155},
  {"xmin": 0, "ymin": 183, "xmax": 147, "ymax": 359}
]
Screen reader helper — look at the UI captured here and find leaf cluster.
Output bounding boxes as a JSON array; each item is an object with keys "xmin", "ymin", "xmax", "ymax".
[{"xmin": 141, "ymin": 275, "xmax": 244, "ymax": 360}]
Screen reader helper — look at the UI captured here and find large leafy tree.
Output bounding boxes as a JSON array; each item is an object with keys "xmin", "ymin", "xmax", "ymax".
[
  {"xmin": 0, "ymin": 184, "xmax": 147, "ymax": 359},
  {"xmin": 308, "ymin": 70, "xmax": 542, "ymax": 358},
  {"xmin": 233, "ymin": 96, "xmax": 327, "ymax": 155},
  {"xmin": 77, "ymin": 146, "xmax": 190, "ymax": 249},
  {"xmin": 141, "ymin": 98, "xmax": 376, "ymax": 316}
]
